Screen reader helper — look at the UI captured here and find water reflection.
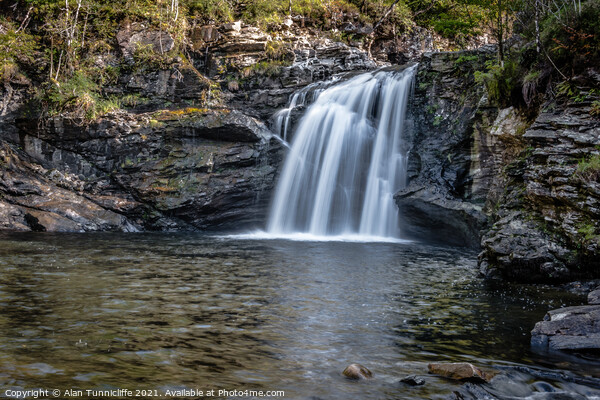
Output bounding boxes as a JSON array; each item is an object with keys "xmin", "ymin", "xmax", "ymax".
[{"xmin": 0, "ymin": 232, "xmax": 598, "ymax": 399}]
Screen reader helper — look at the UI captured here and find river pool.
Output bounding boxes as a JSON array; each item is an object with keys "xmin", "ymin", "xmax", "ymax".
[{"xmin": 0, "ymin": 232, "xmax": 599, "ymax": 399}]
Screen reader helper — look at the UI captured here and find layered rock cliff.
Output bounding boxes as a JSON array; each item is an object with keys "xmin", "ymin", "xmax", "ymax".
[
  {"xmin": 0, "ymin": 107, "xmax": 281, "ymax": 232},
  {"xmin": 398, "ymin": 48, "xmax": 600, "ymax": 282},
  {"xmin": 396, "ymin": 48, "xmax": 499, "ymax": 248},
  {"xmin": 479, "ymin": 95, "xmax": 600, "ymax": 282}
]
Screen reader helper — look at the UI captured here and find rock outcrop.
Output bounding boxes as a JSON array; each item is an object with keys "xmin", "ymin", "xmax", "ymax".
[
  {"xmin": 479, "ymin": 97, "xmax": 600, "ymax": 282},
  {"xmin": 0, "ymin": 106, "xmax": 281, "ymax": 232},
  {"xmin": 0, "ymin": 19, "xmax": 382, "ymax": 233},
  {"xmin": 193, "ymin": 23, "xmax": 377, "ymax": 120},
  {"xmin": 396, "ymin": 47, "xmax": 600, "ymax": 282},
  {"xmin": 531, "ymin": 286, "xmax": 600, "ymax": 353},
  {"xmin": 395, "ymin": 48, "xmax": 498, "ymax": 247}
]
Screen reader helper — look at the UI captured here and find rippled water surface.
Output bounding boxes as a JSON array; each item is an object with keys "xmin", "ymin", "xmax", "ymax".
[{"xmin": 0, "ymin": 232, "xmax": 599, "ymax": 399}]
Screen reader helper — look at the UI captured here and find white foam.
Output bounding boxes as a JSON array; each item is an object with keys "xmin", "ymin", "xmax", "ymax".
[{"xmin": 221, "ymin": 230, "xmax": 412, "ymax": 244}]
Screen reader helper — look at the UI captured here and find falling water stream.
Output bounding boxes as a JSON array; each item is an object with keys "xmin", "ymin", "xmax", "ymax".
[{"xmin": 267, "ymin": 67, "xmax": 415, "ymax": 240}]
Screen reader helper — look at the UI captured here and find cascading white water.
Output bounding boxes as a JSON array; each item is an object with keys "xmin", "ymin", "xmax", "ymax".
[
  {"xmin": 267, "ymin": 66, "xmax": 416, "ymax": 240},
  {"xmin": 272, "ymin": 81, "xmax": 330, "ymax": 142}
]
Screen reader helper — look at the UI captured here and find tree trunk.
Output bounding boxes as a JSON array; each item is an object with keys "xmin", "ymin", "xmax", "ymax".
[{"xmin": 497, "ymin": 0, "xmax": 504, "ymax": 65}]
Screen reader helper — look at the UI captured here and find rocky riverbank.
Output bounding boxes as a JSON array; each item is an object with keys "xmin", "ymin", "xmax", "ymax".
[{"xmin": 531, "ymin": 286, "xmax": 600, "ymax": 354}]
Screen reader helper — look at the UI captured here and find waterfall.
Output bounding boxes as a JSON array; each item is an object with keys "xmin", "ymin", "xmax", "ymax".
[
  {"xmin": 267, "ymin": 66, "xmax": 416, "ymax": 240},
  {"xmin": 272, "ymin": 81, "xmax": 330, "ymax": 142}
]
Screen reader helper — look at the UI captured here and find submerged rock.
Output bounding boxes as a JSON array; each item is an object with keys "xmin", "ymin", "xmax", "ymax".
[
  {"xmin": 342, "ymin": 364, "xmax": 372, "ymax": 380},
  {"xmin": 428, "ymin": 362, "xmax": 495, "ymax": 382},
  {"xmin": 400, "ymin": 375, "xmax": 425, "ymax": 386}
]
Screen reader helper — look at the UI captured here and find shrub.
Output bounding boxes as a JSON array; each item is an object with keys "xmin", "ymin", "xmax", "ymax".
[
  {"xmin": 577, "ymin": 153, "xmax": 600, "ymax": 181},
  {"xmin": 474, "ymin": 60, "xmax": 518, "ymax": 106},
  {"xmin": 0, "ymin": 19, "xmax": 38, "ymax": 83}
]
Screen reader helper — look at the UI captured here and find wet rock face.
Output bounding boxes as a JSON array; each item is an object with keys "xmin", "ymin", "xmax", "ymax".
[
  {"xmin": 0, "ymin": 145, "xmax": 136, "ymax": 232},
  {"xmin": 0, "ymin": 109, "xmax": 282, "ymax": 232},
  {"xmin": 395, "ymin": 49, "xmax": 497, "ymax": 248},
  {"xmin": 400, "ymin": 48, "xmax": 599, "ymax": 282},
  {"xmin": 479, "ymin": 99, "xmax": 600, "ymax": 282}
]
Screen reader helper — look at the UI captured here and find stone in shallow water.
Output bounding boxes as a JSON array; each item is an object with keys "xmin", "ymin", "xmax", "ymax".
[
  {"xmin": 342, "ymin": 364, "xmax": 372, "ymax": 380},
  {"xmin": 531, "ymin": 305, "xmax": 600, "ymax": 352},
  {"xmin": 588, "ymin": 289, "xmax": 600, "ymax": 305},
  {"xmin": 427, "ymin": 362, "xmax": 494, "ymax": 382},
  {"xmin": 400, "ymin": 375, "xmax": 425, "ymax": 386}
]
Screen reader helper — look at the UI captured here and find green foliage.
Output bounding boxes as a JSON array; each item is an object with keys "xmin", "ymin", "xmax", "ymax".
[
  {"xmin": 577, "ymin": 153, "xmax": 600, "ymax": 181},
  {"xmin": 577, "ymin": 222, "xmax": 599, "ymax": 243},
  {"xmin": 408, "ymin": 0, "xmax": 487, "ymax": 44},
  {"xmin": 591, "ymin": 100, "xmax": 600, "ymax": 117},
  {"xmin": 120, "ymin": 93, "xmax": 150, "ymax": 108},
  {"xmin": 39, "ymin": 71, "xmax": 124, "ymax": 120},
  {"xmin": 0, "ymin": 19, "xmax": 38, "ymax": 83},
  {"xmin": 556, "ymin": 82, "xmax": 596, "ymax": 103},
  {"xmin": 44, "ymin": 71, "xmax": 97, "ymax": 116},
  {"xmin": 474, "ymin": 60, "xmax": 518, "ymax": 106},
  {"xmin": 432, "ymin": 12, "xmax": 480, "ymax": 39},
  {"xmin": 265, "ymin": 40, "xmax": 287, "ymax": 60},
  {"xmin": 132, "ymin": 43, "xmax": 174, "ymax": 70},
  {"xmin": 241, "ymin": 0, "xmax": 285, "ymax": 27},
  {"xmin": 186, "ymin": 0, "xmax": 234, "ymax": 22},
  {"xmin": 532, "ymin": 0, "xmax": 600, "ymax": 77},
  {"xmin": 523, "ymin": 70, "xmax": 540, "ymax": 84},
  {"xmin": 242, "ymin": 60, "xmax": 291, "ymax": 77},
  {"xmin": 238, "ymin": 0, "xmax": 331, "ymax": 28},
  {"xmin": 290, "ymin": 0, "xmax": 328, "ymax": 19},
  {"xmin": 454, "ymin": 54, "xmax": 479, "ymax": 64}
]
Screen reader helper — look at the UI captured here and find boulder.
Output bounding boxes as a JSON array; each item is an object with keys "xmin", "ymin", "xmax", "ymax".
[
  {"xmin": 342, "ymin": 364, "xmax": 372, "ymax": 380},
  {"xmin": 400, "ymin": 375, "xmax": 425, "ymax": 386},
  {"xmin": 588, "ymin": 289, "xmax": 600, "ymax": 305},
  {"xmin": 222, "ymin": 21, "xmax": 242, "ymax": 32},
  {"xmin": 427, "ymin": 362, "xmax": 495, "ymax": 382},
  {"xmin": 117, "ymin": 22, "xmax": 175, "ymax": 58},
  {"xmin": 531, "ymin": 305, "xmax": 600, "ymax": 352},
  {"xmin": 395, "ymin": 185, "xmax": 486, "ymax": 248},
  {"xmin": 191, "ymin": 25, "xmax": 222, "ymax": 46}
]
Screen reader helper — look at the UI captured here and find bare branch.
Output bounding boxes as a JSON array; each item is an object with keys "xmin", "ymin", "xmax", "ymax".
[{"xmin": 16, "ymin": 6, "xmax": 33, "ymax": 33}]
